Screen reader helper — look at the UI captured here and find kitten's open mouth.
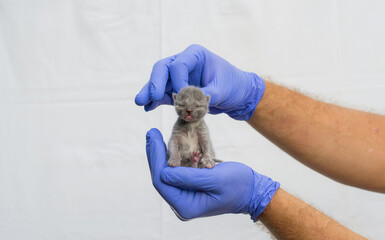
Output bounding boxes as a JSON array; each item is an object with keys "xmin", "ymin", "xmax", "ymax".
[{"xmin": 185, "ymin": 115, "xmax": 192, "ymax": 120}]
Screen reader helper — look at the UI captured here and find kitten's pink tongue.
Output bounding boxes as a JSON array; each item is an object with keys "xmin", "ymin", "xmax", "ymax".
[{"xmin": 185, "ymin": 115, "xmax": 192, "ymax": 120}]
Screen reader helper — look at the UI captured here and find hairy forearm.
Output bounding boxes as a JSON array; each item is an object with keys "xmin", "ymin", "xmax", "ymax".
[
  {"xmin": 248, "ymin": 81, "xmax": 385, "ymax": 192},
  {"xmin": 259, "ymin": 188, "xmax": 366, "ymax": 240}
]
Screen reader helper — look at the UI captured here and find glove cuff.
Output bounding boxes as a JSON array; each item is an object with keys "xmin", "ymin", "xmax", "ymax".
[
  {"xmin": 248, "ymin": 170, "xmax": 280, "ymax": 222},
  {"xmin": 226, "ymin": 72, "xmax": 266, "ymax": 121}
]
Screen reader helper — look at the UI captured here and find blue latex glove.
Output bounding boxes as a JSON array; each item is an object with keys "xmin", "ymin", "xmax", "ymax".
[
  {"xmin": 146, "ymin": 128, "xmax": 280, "ymax": 221},
  {"xmin": 136, "ymin": 44, "xmax": 266, "ymax": 120}
]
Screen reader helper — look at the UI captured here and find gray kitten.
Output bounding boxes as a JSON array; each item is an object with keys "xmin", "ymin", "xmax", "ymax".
[{"xmin": 167, "ymin": 86, "xmax": 216, "ymax": 168}]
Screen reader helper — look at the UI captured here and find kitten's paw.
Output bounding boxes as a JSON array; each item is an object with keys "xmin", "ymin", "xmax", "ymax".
[
  {"xmin": 168, "ymin": 157, "xmax": 181, "ymax": 167},
  {"xmin": 200, "ymin": 156, "xmax": 216, "ymax": 169},
  {"xmin": 190, "ymin": 150, "xmax": 202, "ymax": 163}
]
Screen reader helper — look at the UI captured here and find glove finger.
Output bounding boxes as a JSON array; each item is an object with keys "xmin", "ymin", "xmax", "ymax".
[
  {"xmin": 161, "ymin": 167, "xmax": 218, "ymax": 192},
  {"xmin": 170, "ymin": 45, "xmax": 203, "ymax": 93},
  {"xmin": 145, "ymin": 129, "xmax": 182, "ymax": 201},
  {"xmin": 135, "ymin": 82, "xmax": 151, "ymax": 106},
  {"xmin": 144, "ymin": 94, "xmax": 173, "ymax": 112},
  {"xmin": 149, "ymin": 57, "xmax": 174, "ymax": 101}
]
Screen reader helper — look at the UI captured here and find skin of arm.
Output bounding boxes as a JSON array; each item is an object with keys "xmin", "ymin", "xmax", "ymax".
[
  {"xmin": 248, "ymin": 81, "xmax": 385, "ymax": 193},
  {"xmin": 259, "ymin": 188, "xmax": 367, "ymax": 240}
]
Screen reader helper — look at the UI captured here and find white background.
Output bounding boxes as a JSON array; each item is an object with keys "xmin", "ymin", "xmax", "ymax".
[{"xmin": 1, "ymin": 0, "xmax": 384, "ymax": 239}]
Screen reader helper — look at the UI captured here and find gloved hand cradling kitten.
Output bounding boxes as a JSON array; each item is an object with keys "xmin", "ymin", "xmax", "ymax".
[{"xmin": 146, "ymin": 128, "xmax": 280, "ymax": 221}]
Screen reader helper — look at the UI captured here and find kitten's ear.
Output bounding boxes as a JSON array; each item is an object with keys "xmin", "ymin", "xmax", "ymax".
[
  {"xmin": 205, "ymin": 95, "xmax": 211, "ymax": 104},
  {"xmin": 172, "ymin": 93, "xmax": 178, "ymax": 102}
]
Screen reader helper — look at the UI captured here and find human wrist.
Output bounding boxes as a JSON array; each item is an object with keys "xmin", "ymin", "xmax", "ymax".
[{"xmin": 247, "ymin": 170, "xmax": 280, "ymax": 222}]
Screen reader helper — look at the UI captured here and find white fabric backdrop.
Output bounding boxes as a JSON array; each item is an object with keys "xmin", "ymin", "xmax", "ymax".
[{"xmin": 1, "ymin": 0, "xmax": 384, "ymax": 239}]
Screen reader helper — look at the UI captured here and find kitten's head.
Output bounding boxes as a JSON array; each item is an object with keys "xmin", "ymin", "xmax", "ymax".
[{"xmin": 172, "ymin": 86, "xmax": 210, "ymax": 122}]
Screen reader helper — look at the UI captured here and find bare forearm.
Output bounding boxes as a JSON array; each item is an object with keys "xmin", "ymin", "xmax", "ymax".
[
  {"xmin": 248, "ymin": 81, "xmax": 385, "ymax": 192},
  {"xmin": 259, "ymin": 188, "xmax": 366, "ymax": 240}
]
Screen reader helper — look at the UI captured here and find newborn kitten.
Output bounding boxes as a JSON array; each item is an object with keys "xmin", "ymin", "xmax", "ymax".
[{"xmin": 167, "ymin": 86, "xmax": 216, "ymax": 168}]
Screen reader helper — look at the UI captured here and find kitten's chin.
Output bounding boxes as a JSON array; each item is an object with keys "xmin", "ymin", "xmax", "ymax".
[
  {"xmin": 182, "ymin": 118, "xmax": 193, "ymax": 122},
  {"xmin": 179, "ymin": 115, "xmax": 196, "ymax": 122}
]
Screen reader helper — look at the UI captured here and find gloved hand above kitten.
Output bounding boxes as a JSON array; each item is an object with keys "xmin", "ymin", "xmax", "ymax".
[{"xmin": 135, "ymin": 44, "xmax": 265, "ymax": 121}]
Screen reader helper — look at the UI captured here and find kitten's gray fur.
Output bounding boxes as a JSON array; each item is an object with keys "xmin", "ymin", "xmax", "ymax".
[{"xmin": 167, "ymin": 86, "xmax": 217, "ymax": 168}]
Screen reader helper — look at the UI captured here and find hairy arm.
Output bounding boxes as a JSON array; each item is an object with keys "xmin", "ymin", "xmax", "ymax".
[
  {"xmin": 248, "ymin": 81, "xmax": 385, "ymax": 192},
  {"xmin": 259, "ymin": 188, "xmax": 367, "ymax": 240}
]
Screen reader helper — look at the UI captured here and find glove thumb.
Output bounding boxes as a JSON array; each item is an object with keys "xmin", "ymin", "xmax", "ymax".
[
  {"xmin": 161, "ymin": 167, "xmax": 218, "ymax": 192},
  {"xmin": 146, "ymin": 128, "xmax": 169, "ymax": 190}
]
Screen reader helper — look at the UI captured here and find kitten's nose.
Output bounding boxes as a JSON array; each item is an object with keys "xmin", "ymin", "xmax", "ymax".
[{"xmin": 186, "ymin": 109, "xmax": 192, "ymax": 115}]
